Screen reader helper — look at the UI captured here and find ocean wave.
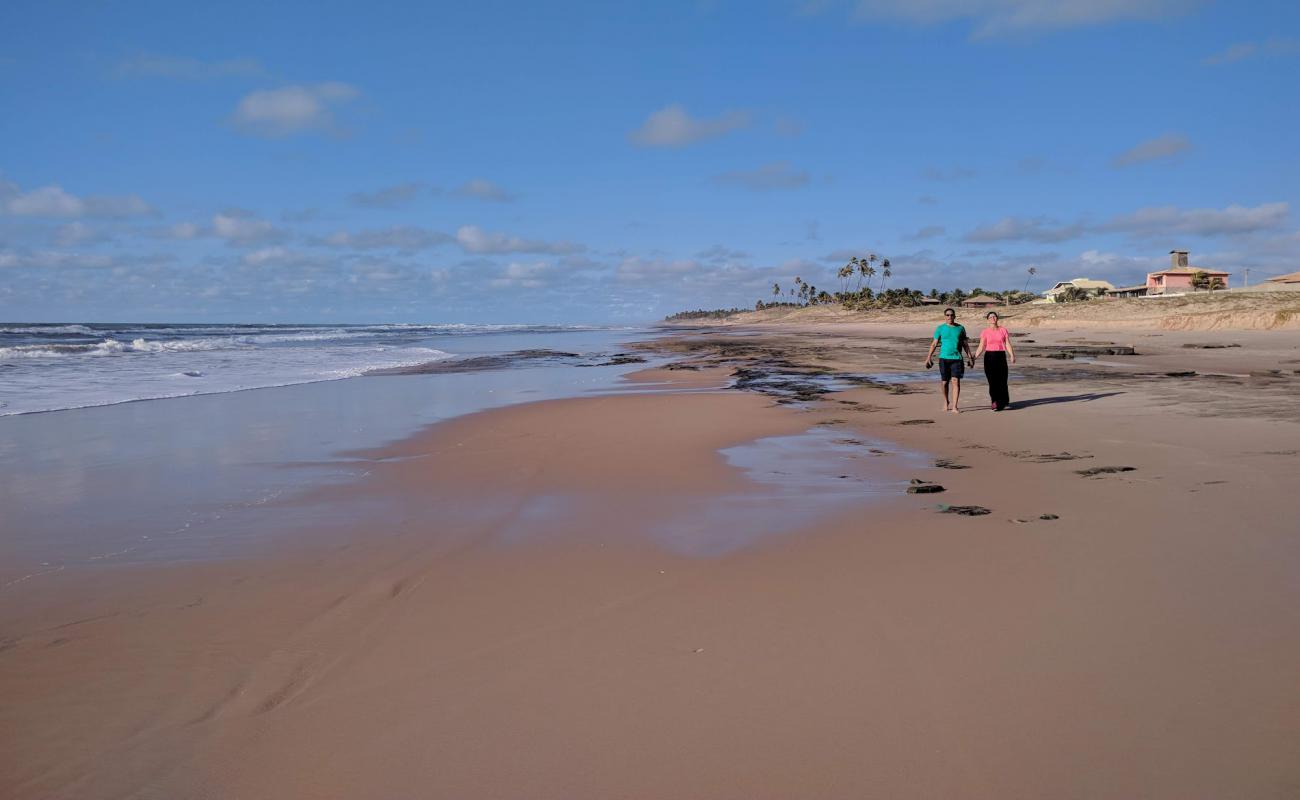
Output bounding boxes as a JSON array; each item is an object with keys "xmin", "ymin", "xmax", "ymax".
[{"xmin": 0, "ymin": 324, "xmax": 99, "ymax": 336}]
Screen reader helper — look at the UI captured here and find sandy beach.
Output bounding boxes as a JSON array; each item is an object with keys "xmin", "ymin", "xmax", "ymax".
[{"xmin": 3, "ymin": 317, "xmax": 1300, "ymax": 799}]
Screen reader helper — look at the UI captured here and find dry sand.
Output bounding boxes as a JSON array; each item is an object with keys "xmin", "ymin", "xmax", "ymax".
[
  {"xmin": 2, "ymin": 320, "xmax": 1299, "ymax": 799},
  {"xmin": 711, "ymin": 289, "xmax": 1300, "ymax": 331}
]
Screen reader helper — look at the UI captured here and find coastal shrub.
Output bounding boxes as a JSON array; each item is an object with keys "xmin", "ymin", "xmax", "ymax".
[{"xmin": 664, "ymin": 308, "xmax": 747, "ymax": 321}]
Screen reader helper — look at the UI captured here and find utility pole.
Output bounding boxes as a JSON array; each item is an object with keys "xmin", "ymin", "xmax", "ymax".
[{"xmin": 1243, "ymin": 267, "xmax": 1249, "ymax": 288}]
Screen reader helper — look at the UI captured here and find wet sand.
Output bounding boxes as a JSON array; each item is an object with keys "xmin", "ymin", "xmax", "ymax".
[{"xmin": 3, "ymin": 324, "xmax": 1300, "ymax": 799}]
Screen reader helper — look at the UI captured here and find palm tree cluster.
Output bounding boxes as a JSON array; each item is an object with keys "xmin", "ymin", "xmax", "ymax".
[{"xmin": 762, "ymin": 256, "xmax": 1037, "ymax": 310}]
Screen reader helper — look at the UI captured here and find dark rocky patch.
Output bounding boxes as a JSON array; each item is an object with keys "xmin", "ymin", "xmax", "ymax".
[
  {"xmin": 934, "ymin": 458, "xmax": 970, "ymax": 469},
  {"xmin": 1076, "ymin": 466, "xmax": 1136, "ymax": 477},
  {"xmin": 1031, "ymin": 345, "xmax": 1138, "ymax": 359},
  {"xmin": 1024, "ymin": 451, "xmax": 1092, "ymax": 462},
  {"xmin": 907, "ymin": 479, "xmax": 945, "ymax": 494},
  {"xmin": 940, "ymin": 505, "xmax": 991, "ymax": 516},
  {"xmin": 1165, "ymin": 371, "xmax": 1197, "ymax": 377},
  {"xmin": 898, "ymin": 419, "xmax": 935, "ymax": 425},
  {"xmin": 370, "ymin": 349, "xmax": 584, "ymax": 375},
  {"xmin": 585, "ymin": 354, "xmax": 647, "ymax": 367},
  {"xmin": 1039, "ymin": 513, "xmax": 1060, "ymax": 520},
  {"xmin": 731, "ymin": 367, "xmax": 833, "ymax": 403},
  {"xmin": 1182, "ymin": 343, "xmax": 1240, "ymax": 349}
]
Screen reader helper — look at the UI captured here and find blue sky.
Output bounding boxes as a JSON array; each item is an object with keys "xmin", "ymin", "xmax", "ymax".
[{"xmin": 1, "ymin": 0, "xmax": 1297, "ymax": 323}]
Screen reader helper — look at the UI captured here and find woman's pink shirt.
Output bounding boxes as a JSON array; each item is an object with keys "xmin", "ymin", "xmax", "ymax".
[{"xmin": 980, "ymin": 326, "xmax": 1010, "ymax": 351}]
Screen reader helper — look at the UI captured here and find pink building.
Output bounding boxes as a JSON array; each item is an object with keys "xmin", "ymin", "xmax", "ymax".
[{"xmin": 1146, "ymin": 250, "xmax": 1230, "ymax": 295}]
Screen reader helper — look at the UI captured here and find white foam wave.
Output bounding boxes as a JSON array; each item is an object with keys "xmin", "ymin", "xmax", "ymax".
[{"xmin": 0, "ymin": 324, "xmax": 99, "ymax": 336}]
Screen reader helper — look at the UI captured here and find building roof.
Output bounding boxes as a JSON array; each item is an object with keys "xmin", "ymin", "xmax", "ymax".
[
  {"xmin": 1107, "ymin": 284, "xmax": 1149, "ymax": 293},
  {"xmin": 1046, "ymin": 278, "xmax": 1115, "ymax": 292},
  {"xmin": 1148, "ymin": 267, "xmax": 1229, "ymax": 276},
  {"xmin": 1264, "ymin": 270, "xmax": 1300, "ymax": 284},
  {"xmin": 962, "ymin": 294, "xmax": 1003, "ymax": 304}
]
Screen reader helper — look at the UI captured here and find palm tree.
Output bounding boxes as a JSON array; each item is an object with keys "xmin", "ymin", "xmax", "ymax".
[
  {"xmin": 859, "ymin": 259, "xmax": 875, "ymax": 294},
  {"xmin": 1023, "ymin": 266, "xmax": 1038, "ymax": 294},
  {"xmin": 772, "ymin": 282, "xmax": 781, "ymax": 299},
  {"xmin": 837, "ymin": 261, "xmax": 854, "ymax": 296},
  {"xmin": 879, "ymin": 258, "xmax": 892, "ymax": 292}
]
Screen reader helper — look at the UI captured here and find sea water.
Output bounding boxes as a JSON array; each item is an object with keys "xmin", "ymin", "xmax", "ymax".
[
  {"xmin": 0, "ymin": 325, "xmax": 653, "ymax": 574},
  {"xmin": 0, "ymin": 322, "xmax": 622, "ymax": 416}
]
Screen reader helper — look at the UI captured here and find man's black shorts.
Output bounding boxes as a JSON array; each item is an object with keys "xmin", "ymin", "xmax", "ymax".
[{"xmin": 939, "ymin": 358, "xmax": 965, "ymax": 381}]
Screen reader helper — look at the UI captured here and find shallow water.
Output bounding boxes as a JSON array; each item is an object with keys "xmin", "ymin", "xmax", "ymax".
[
  {"xmin": 648, "ymin": 427, "xmax": 929, "ymax": 556},
  {"xmin": 0, "ymin": 328, "xmax": 655, "ymax": 576}
]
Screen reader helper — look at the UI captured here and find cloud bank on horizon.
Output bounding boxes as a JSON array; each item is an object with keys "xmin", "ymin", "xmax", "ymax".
[{"xmin": 1, "ymin": 0, "xmax": 1297, "ymax": 323}]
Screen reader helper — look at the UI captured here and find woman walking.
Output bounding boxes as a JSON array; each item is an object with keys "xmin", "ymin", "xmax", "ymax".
[{"xmin": 974, "ymin": 311, "xmax": 1015, "ymax": 411}]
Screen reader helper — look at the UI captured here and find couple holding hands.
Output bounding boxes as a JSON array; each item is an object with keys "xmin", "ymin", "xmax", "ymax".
[{"xmin": 924, "ymin": 307, "xmax": 1015, "ymax": 414}]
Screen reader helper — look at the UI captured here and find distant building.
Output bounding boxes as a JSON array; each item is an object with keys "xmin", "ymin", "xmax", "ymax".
[
  {"xmin": 1105, "ymin": 284, "xmax": 1149, "ymax": 298},
  {"xmin": 1042, "ymin": 278, "xmax": 1115, "ymax": 302},
  {"xmin": 961, "ymin": 294, "xmax": 1003, "ymax": 308},
  {"xmin": 1146, "ymin": 250, "xmax": 1230, "ymax": 295},
  {"xmin": 1257, "ymin": 270, "xmax": 1300, "ymax": 291},
  {"xmin": 919, "ymin": 296, "xmax": 942, "ymax": 305}
]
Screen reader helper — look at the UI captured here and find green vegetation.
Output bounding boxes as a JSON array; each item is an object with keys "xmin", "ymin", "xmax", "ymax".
[
  {"xmin": 1191, "ymin": 270, "xmax": 1226, "ymax": 292},
  {"xmin": 666, "ymin": 256, "xmax": 1044, "ymax": 320},
  {"xmin": 1057, "ymin": 285, "xmax": 1094, "ymax": 303},
  {"xmin": 663, "ymin": 308, "xmax": 749, "ymax": 321},
  {"xmin": 765, "ymin": 256, "xmax": 1039, "ymax": 310}
]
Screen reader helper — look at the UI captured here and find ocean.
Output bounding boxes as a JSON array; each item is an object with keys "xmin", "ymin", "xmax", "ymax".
[
  {"xmin": 0, "ymin": 323, "xmax": 655, "ymax": 574},
  {"xmin": 0, "ymin": 322, "xmax": 619, "ymax": 416}
]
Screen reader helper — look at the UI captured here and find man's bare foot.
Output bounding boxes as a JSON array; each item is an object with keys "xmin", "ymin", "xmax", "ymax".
[{"xmin": 950, "ymin": 407, "xmax": 961, "ymax": 414}]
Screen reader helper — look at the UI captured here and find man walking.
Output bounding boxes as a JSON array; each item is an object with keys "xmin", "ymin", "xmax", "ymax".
[{"xmin": 924, "ymin": 307, "xmax": 975, "ymax": 413}]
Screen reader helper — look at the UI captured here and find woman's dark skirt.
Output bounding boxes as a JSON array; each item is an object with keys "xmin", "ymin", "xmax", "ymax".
[{"xmin": 984, "ymin": 351, "xmax": 1010, "ymax": 410}]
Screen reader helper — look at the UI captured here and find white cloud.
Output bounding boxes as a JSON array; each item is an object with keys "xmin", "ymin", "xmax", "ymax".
[
  {"xmin": 907, "ymin": 225, "xmax": 947, "ymax": 240},
  {"xmin": 490, "ymin": 261, "xmax": 553, "ymax": 289},
  {"xmin": 320, "ymin": 225, "xmax": 452, "ymax": 251},
  {"xmin": 456, "ymin": 225, "xmax": 584, "ymax": 255},
  {"xmin": 1203, "ymin": 37, "xmax": 1300, "ymax": 65},
  {"xmin": 167, "ymin": 222, "xmax": 204, "ymax": 239},
  {"xmin": 452, "ymin": 179, "xmax": 516, "ymax": 203},
  {"xmin": 628, "ymin": 104, "xmax": 751, "ymax": 148},
  {"xmin": 240, "ymin": 247, "xmax": 326, "ymax": 268},
  {"xmin": 349, "ymin": 182, "xmax": 426, "ymax": 208},
  {"xmin": 965, "ymin": 216, "xmax": 1085, "ymax": 243},
  {"xmin": 114, "ymin": 54, "xmax": 264, "ymax": 79},
  {"xmin": 696, "ymin": 244, "xmax": 750, "ymax": 264},
  {"xmin": 712, "ymin": 161, "xmax": 809, "ymax": 191},
  {"xmin": 0, "ymin": 249, "xmax": 117, "ymax": 269},
  {"xmin": 964, "ymin": 202, "xmax": 1289, "ymax": 243},
  {"xmin": 230, "ymin": 83, "xmax": 360, "ymax": 137},
  {"xmin": 616, "ymin": 256, "xmax": 700, "ymax": 282},
  {"xmin": 1103, "ymin": 202, "xmax": 1289, "ymax": 236},
  {"xmin": 212, "ymin": 209, "xmax": 286, "ymax": 245},
  {"xmin": 53, "ymin": 222, "xmax": 113, "ymax": 246},
  {"xmin": 1111, "ymin": 133, "xmax": 1191, "ymax": 167},
  {"xmin": 851, "ymin": 0, "xmax": 1202, "ymax": 39},
  {"xmin": 0, "ymin": 178, "xmax": 152, "ymax": 218}
]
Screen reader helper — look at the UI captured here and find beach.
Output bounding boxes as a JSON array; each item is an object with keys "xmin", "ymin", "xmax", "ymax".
[{"xmin": 3, "ymin": 317, "xmax": 1300, "ymax": 799}]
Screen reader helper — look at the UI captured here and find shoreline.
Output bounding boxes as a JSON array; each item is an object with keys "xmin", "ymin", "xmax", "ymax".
[{"xmin": 3, "ymin": 323, "xmax": 1299, "ymax": 798}]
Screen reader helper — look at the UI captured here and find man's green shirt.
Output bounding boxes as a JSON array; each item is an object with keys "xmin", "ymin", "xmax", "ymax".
[{"xmin": 933, "ymin": 323, "xmax": 967, "ymax": 360}]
